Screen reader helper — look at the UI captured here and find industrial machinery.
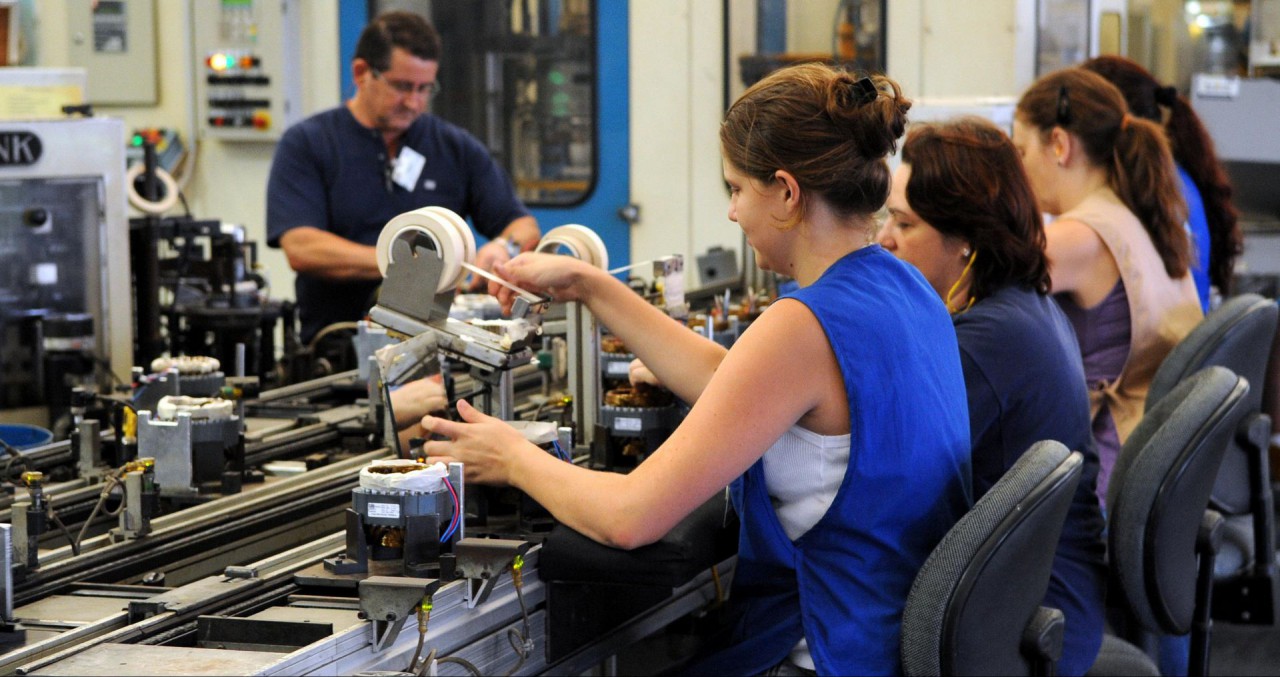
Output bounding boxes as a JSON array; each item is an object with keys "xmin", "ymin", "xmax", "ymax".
[
  {"xmin": 0, "ymin": 203, "xmax": 739, "ymax": 675},
  {"xmin": 0, "ymin": 117, "xmax": 132, "ymax": 431}
]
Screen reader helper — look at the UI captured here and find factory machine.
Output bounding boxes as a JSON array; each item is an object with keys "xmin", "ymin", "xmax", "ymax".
[
  {"xmin": 0, "ymin": 117, "xmax": 133, "ymax": 433},
  {"xmin": 0, "ymin": 207, "xmax": 740, "ymax": 675}
]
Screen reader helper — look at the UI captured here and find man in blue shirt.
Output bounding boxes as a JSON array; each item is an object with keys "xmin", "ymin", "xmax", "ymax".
[{"xmin": 267, "ymin": 11, "xmax": 540, "ymax": 343}]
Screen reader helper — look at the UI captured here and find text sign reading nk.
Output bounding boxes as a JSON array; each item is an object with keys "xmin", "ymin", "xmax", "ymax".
[{"xmin": 0, "ymin": 131, "xmax": 43, "ymax": 166}]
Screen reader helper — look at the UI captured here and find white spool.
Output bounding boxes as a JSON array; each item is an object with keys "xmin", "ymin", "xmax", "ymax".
[
  {"xmin": 536, "ymin": 224, "xmax": 609, "ymax": 270},
  {"xmin": 125, "ymin": 163, "xmax": 180, "ymax": 216},
  {"xmin": 424, "ymin": 206, "xmax": 477, "ymax": 268},
  {"xmin": 375, "ymin": 207, "xmax": 477, "ymax": 293}
]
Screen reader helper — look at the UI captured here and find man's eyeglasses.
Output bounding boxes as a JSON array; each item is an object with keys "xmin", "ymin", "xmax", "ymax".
[{"xmin": 371, "ymin": 68, "xmax": 440, "ymax": 99}]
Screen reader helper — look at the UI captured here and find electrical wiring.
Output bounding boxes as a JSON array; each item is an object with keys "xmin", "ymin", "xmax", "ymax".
[
  {"xmin": 502, "ymin": 555, "xmax": 533, "ymax": 677},
  {"xmin": 412, "ymin": 648, "xmax": 437, "ymax": 676},
  {"xmin": 47, "ymin": 507, "xmax": 80, "ymax": 557},
  {"xmin": 439, "ymin": 476, "xmax": 460, "ymax": 543},
  {"xmin": 1, "ymin": 439, "xmax": 30, "ymax": 482},
  {"xmin": 72, "ymin": 474, "xmax": 123, "ymax": 552},
  {"xmin": 436, "ymin": 655, "xmax": 482, "ymax": 676},
  {"xmin": 551, "ymin": 440, "xmax": 570, "ymax": 462}
]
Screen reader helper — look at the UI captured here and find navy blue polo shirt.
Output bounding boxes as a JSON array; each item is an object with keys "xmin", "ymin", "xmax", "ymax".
[
  {"xmin": 266, "ymin": 106, "xmax": 529, "ymax": 342},
  {"xmin": 955, "ymin": 284, "xmax": 1107, "ymax": 675}
]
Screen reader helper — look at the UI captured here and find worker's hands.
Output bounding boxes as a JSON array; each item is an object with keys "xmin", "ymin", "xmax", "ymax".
[
  {"xmin": 489, "ymin": 252, "xmax": 596, "ymax": 315},
  {"xmin": 628, "ymin": 359, "xmax": 663, "ymax": 387},
  {"xmin": 420, "ymin": 400, "xmax": 530, "ymax": 486},
  {"xmin": 468, "ymin": 238, "xmax": 518, "ymax": 291},
  {"xmin": 390, "ymin": 376, "xmax": 448, "ymax": 429}
]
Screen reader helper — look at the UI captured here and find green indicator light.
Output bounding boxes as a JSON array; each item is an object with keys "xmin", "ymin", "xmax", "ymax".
[{"xmin": 548, "ymin": 71, "xmax": 566, "ymax": 86}]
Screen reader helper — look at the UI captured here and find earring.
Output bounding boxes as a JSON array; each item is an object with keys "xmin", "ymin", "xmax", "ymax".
[{"xmin": 961, "ymin": 247, "xmax": 971, "ymax": 258}]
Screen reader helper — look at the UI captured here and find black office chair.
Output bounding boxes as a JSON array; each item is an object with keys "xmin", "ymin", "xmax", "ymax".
[
  {"xmin": 901, "ymin": 440, "xmax": 1083, "ymax": 676},
  {"xmin": 1091, "ymin": 366, "xmax": 1250, "ymax": 677},
  {"xmin": 1144, "ymin": 293, "xmax": 1279, "ymax": 624}
]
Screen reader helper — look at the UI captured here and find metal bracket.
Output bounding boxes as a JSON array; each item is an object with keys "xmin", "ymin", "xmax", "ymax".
[
  {"xmin": 0, "ymin": 525, "xmax": 26, "ymax": 647},
  {"xmin": 455, "ymin": 538, "xmax": 532, "ymax": 609},
  {"xmin": 357, "ymin": 575, "xmax": 441, "ymax": 653}
]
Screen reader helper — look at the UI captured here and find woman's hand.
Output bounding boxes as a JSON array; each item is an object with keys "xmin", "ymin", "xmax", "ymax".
[
  {"xmin": 489, "ymin": 253, "xmax": 596, "ymax": 315},
  {"xmin": 390, "ymin": 376, "xmax": 448, "ymax": 429},
  {"xmin": 628, "ymin": 358, "xmax": 662, "ymax": 387},
  {"xmin": 420, "ymin": 400, "xmax": 533, "ymax": 486}
]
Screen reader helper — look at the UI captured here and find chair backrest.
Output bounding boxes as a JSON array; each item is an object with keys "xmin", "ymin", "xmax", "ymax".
[
  {"xmin": 1145, "ymin": 293, "xmax": 1278, "ymax": 514},
  {"xmin": 1110, "ymin": 366, "xmax": 1249, "ymax": 634},
  {"xmin": 901, "ymin": 441, "xmax": 1083, "ymax": 676}
]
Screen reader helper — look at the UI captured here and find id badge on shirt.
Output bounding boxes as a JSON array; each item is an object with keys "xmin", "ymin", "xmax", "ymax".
[{"xmin": 391, "ymin": 146, "xmax": 426, "ymax": 192}]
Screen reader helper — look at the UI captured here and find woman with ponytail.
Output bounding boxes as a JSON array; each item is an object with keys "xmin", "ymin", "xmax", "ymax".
[
  {"xmin": 1082, "ymin": 55, "xmax": 1243, "ymax": 310},
  {"xmin": 423, "ymin": 63, "xmax": 972, "ymax": 675},
  {"xmin": 1014, "ymin": 67, "xmax": 1203, "ymax": 503}
]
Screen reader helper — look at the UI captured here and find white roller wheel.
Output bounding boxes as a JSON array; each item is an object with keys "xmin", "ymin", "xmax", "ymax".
[
  {"xmin": 125, "ymin": 163, "xmax": 180, "ymax": 215},
  {"xmin": 375, "ymin": 207, "xmax": 475, "ymax": 293},
  {"xmin": 536, "ymin": 224, "xmax": 609, "ymax": 270}
]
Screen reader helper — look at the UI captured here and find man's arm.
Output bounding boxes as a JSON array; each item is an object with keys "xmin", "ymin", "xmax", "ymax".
[
  {"xmin": 278, "ymin": 227, "xmax": 383, "ymax": 281},
  {"xmin": 472, "ymin": 216, "xmax": 542, "ymax": 281},
  {"xmin": 499, "ymin": 216, "xmax": 541, "ymax": 251}
]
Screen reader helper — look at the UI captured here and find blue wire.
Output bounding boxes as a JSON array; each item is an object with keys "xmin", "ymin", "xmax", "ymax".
[
  {"xmin": 439, "ymin": 476, "xmax": 460, "ymax": 543},
  {"xmin": 552, "ymin": 440, "xmax": 569, "ymax": 462}
]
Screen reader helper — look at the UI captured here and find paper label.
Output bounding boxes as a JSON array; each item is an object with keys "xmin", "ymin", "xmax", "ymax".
[
  {"xmin": 367, "ymin": 502, "xmax": 401, "ymax": 519},
  {"xmin": 392, "ymin": 146, "xmax": 426, "ymax": 191},
  {"xmin": 614, "ymin": 417, "xmax": 643, "ymax": 432}
]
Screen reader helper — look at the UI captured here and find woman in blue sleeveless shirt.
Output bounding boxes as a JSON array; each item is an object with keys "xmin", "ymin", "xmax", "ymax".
[
  {"xmin": 878, "ymin": 118, "xmax": 1106, "ymax": 675},
  {"xmin": 420, "ymin": 64, "xmax": 972, "ymax": 675}
]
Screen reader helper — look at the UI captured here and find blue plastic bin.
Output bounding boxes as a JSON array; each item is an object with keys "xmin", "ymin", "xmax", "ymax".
[{"xmin": 0, "ymin": 424, "xmax": 54, "ymax": 451}]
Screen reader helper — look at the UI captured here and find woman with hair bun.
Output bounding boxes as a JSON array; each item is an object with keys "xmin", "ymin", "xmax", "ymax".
[
  {"xmin": 421, "ymin": 63, "xmax": 972, "ymax": 675},
  {"xmin": 1013, "ymin": 68, "xmax": 1203, "ymax": 503},
  {"xmin": 878, "ymin": 116, "xmax": 1106, "ymax": 675},
  {"xmin": 1081, "ymin": 55, "xmax": 1244, "ymax": 311}
]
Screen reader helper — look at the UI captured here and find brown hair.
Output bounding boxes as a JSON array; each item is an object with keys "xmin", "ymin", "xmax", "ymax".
[
  {"xmin": 1081, "ymin": 55, "xmax": 1242, "ymax": 294},
  {"xmin": 902, "ymin": 117, "xmax": 1050, "ymax": 300},
  {"xmin": 720, "ymin": 64, "xmax": 911, "ymax": 227},
  {"xmin": 1016, "ymin": 67, "xmax": 1190, "ymax": 278},
  {"xmin": 355, "ymin": 11, "xmax": 442, "ymax": 71}
]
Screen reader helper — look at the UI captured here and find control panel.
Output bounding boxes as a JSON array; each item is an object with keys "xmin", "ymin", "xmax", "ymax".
[{"xmin": 191, "ymin": 0, "xmax": 301, "ymax": 141}]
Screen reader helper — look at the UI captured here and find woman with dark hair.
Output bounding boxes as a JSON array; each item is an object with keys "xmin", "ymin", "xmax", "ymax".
[
  {"xmin": 1013, "ymin": 67, "xmax": 1202, "ymax": 503},
  {"xmin": 420, "ymin": 64, "xmax": 972, "ymax": 675},
  {"xmin": 878, "ymin": 117, "xmax": 1106, "ymax": 675},
  {"xmin": 1082, "ymin": 55, "xmax": 1244, "ymax": 310}
]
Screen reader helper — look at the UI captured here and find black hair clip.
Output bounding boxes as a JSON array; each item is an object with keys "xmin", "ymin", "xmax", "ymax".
[
  {"xmin": 1056, "ymin": 85, "xmax": 1072, "ymax": 126},
  {"xmin": 1154, "ymin": 85, "xmax": 1178, "ymax": 108},
  {"xmin": 852, "ymin": 77, "xmax": 878, "ymax": 106}
]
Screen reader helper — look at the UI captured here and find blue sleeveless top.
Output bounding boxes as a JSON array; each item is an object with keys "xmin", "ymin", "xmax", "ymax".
[
  {"xmin": 690, "ymin": 245, "xmax": 972, "ymax": 675},
  {"xmin": 1178, "ymin": 165, "xmax": 1212, "ymax": 312}
]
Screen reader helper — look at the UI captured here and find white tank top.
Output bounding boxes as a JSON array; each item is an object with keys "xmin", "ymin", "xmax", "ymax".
[
  {"xmin": 762, "ymin": 425, "xmax": 851, "ymax": 541},
  {"xmin": 762, "ymin": 425, "xmax": 851, "ymax": 671}
]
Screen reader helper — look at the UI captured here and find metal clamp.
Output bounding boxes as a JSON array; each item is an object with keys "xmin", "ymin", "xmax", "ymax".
[
  {"xmin": 455, "ymin": 538, "xmax": 532, "ymax": 609},
  {"xmin": 357, "ymin": 576, "xmax": 442, "ymax": 653}
]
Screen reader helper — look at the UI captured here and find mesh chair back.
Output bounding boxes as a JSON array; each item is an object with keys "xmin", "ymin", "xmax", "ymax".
[
  {"xmin": 902, "ymin": 441, "xmax": 1083, "ymax": 676},
  {"xmin": 1145, "ymin": 293, "xmax": 1277, "ymax": 514},
  {"xmin": 1109, "ymin": 366, "xmax": 1249, "ymax": 634}
]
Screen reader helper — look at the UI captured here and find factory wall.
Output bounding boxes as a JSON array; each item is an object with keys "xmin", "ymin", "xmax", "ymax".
[{"xmin": 27, "ymin": 0, "xmax": 1024, "ymax": 300}]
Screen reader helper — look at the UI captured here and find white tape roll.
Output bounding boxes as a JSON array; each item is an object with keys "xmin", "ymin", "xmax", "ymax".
[
  {"xmin": 375, "ymin": 207, "xmax": 476, "ymax": 293},
  {"xmin": 125, "ymin": 163, "xmax": 180, "ymax": 216},
  {"xmin": 425, "ymin": 206, "xmax": 477, "ymax": 267},
  {"xmin": 536, "ymin": 224, "xmax": 609, "ymax": 270}
]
